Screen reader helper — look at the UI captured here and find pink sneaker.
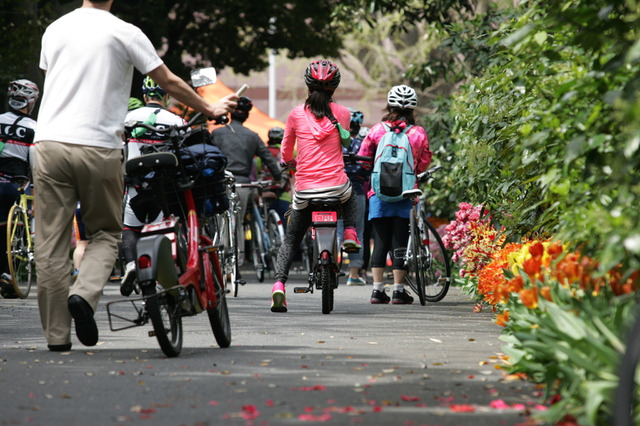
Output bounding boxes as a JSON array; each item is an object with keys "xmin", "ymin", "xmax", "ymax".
[
  {"xmin": 343, "ymin": 227, "xmax": 361, "ymax": 250},
  {"xmin": 271, "ymin": 281, "xmax": 287, "ymax": 313}
]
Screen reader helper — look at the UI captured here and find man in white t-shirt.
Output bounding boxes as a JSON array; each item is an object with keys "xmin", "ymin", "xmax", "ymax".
[{"xmin": 34, "ymin": 0, "xmax": 237, "ymax": 352}]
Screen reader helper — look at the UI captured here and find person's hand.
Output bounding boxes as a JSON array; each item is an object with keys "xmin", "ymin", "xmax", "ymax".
[{"xmin": 209, "ymin": 93, "xmax": 238, "ymax": 118}]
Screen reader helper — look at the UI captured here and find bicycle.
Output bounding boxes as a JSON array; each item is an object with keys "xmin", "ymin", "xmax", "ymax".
[
  {"xmin": 293, "ymin": 154, "xmax": 372, "ymax": 314},
  {"xmin": 106, "ymin": 113, "xmax": 231, "ymax": 357},
  {"xmin": 398, "ymin": 165, "xmax": 451, "ymax": 305},
  {"xmin": 236, "ymin": 180, "xmax": 286, "ymax": 283},
  {"xmin": 614, "ymin": 302, "xmax": 640, "ymax": 426},
  {"xmin": 204, "ymin": 170, "xmax": 245, "ymax": 297},
  {"xmin": 5, "ymin": 175, "xmax": 35, "ymax": 299}
]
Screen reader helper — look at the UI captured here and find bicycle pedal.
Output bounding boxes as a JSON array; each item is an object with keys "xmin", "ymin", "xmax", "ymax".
[
  {"xmin": 338, "ymin": 271, "xmax": 346, "ymax": 277},
  {"xmin": 236, "ymin": 279, "xmax": 247, "ymax": 286},
  {"xmin": 293, "ymin": 287, "xmax": 311, "ymax": 293}
]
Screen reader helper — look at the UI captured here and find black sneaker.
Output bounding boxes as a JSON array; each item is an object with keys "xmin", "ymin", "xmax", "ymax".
[
  {"xmin": 370, "ymin": 289, "xmax": 390, "ymax": 304},
  {"xmin": 392, "ymin": 290, "xmax": 414, "ymax": 305},
  {"xmin": 0, "ymin": 277, "xmax": 18, "ymax": 299}
]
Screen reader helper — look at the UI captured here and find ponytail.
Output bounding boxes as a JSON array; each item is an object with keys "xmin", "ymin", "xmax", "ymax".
[
  {"xmin": 381, "ymin": 106, "xmax": 415, "ymax": 125},
  {"xmin": 305, "ymin": 90, "xmax": 333, "ymax": 120}
]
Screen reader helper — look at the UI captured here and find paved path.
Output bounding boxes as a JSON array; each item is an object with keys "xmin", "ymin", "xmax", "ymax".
[{"xmin": 0, "ymin": 267, "xmax": 547, "ymax": 425}]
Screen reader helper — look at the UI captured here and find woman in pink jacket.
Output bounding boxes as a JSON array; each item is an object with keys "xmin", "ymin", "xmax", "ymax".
[
  {"xmin": 357, "ymin": 85, "xmax": 432, "ymax": 305},
  {"xmin": 271, "ymin": 60, "xmax": 360, "ymax": 313}
]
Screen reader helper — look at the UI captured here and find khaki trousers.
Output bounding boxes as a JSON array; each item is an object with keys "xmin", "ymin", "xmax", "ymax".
[{"xmin": 34, "ymin": 141, "xmax": 123, "ymax": 346}]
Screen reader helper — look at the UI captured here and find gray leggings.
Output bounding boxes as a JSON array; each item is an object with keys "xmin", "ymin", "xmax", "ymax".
[{"xmin": 275, "ymin": 192, "xmax": 357, "ymax": 284}]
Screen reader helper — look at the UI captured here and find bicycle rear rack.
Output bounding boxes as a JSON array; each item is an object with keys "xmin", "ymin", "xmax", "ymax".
[{"xmin": 106, "ymin": 285, "xmax": 197, "ymax": 332}]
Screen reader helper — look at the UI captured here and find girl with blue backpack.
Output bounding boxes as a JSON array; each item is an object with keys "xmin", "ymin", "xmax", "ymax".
[{"xmin": 357, "ymin": 85, "xmax": 432, "ymax": 305}]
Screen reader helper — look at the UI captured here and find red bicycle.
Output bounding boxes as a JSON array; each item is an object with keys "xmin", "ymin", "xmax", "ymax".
[{"xmin": 107, "ymin": 113, "xmax": 231, "ymax": 357}]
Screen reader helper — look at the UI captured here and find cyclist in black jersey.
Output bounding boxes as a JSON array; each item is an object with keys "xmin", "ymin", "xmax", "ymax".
[{"xmin": 0, "ymin": 79, "xmax": 39, "ymax": 298}]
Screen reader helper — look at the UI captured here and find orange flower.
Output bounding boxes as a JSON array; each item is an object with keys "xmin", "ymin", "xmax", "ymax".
[
  {"xmin": 495, "ymin": 310, "xmax": 510, "ymax": 326},
  {"xmin": 507, "ymin": 275, "xmax": 524, "ymax": 293},
  {"xmin": 528, "ymin": 241, "xmax": 544, "ymax": 258},
  {"xmin": 547, "ymin": 241, "xmax": 564, "ymax": 259},
  {"xmin": 540, "ymin": 286, "xmax": 552, "ymax": 301},
  {"xmin": 519, "ymin": 287, "xmax": 539, "ymax": 309},
  {"xmin": 522, "ymin": 256, "xmax": 542, "ymax": 282}
]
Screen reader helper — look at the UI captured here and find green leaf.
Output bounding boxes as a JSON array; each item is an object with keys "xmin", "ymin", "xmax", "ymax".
[{"xmin": 543, "ymin": 300, "xmax": 587, "ymax": 340}]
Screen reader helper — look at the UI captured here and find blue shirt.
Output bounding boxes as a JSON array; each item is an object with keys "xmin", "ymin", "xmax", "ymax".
[{"xmin": 368, "ymin": 194, "xmax": 411, "ymax": 219}]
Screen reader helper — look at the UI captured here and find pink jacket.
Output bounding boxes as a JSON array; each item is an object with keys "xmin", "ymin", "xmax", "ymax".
[
  {"xmin": 357, "ymin": 120, "xmax": 432, "ymax": 197},
  {"xmin": 281, "ymin": 103, "xmax": 351, "ymax": 192}
]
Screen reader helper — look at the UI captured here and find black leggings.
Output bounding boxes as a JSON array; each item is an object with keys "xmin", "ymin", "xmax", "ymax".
[
  {"xmin": 370, "ymin": 217, "xmax": 410, "ymax": 270},
  {"xmin": 275, "ymin": 192, "xmax": 357, "ymax": 284}
]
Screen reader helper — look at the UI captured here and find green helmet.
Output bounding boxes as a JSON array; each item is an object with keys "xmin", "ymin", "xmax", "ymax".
[
  {"xmin": 128, "ymin": 97, "xmax": 144, "ymax": 111},
  {"xmin": 141, "ymin": 76, "xmax": 167, "ymax": 99}
]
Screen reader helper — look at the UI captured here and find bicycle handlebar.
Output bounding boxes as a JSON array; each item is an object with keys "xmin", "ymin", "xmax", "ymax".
[{"xmin": 417, "ymin": 165, "xmax": 443, "ymax": 183}]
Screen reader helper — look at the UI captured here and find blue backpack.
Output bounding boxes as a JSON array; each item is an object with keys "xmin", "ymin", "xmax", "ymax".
[{"xmin": 371, "ymin": 124, "xmax": 415, "ymax": 202}]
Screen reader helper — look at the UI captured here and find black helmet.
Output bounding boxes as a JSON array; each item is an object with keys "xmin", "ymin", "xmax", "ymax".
[
  {"xmin": 231, "ymin": 96, "xmax": 253, "ymax": 122},
  {"xmin": 268, "ymin": 127, "xmax": 284, "ymax": 145},
  {"xmin": 304, "ymin": 60, "xmax": 340, "ymax": 92},
  {"xmin": 237, "ymin": 96, "xmax": 253, "ymax": 113}
]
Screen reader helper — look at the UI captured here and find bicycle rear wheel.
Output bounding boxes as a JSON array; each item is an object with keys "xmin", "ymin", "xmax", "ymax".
[
  {"xmin": 405, "ymin": 210, "xmax": 426, "ymax": 305},
  {"xmin": 422, "ymin": 217, "xmax": 451, "ymax": 303},
  {"xmin": 266, "ymin": 210, "xmax": 284, "ymax": 271},
  {"xmin": 6, "ymin": 205, "xmax": 34, "ymax": 299},
  {"xmin": 141, "ymin": 281, "xmax": 183, "ymax": 357},
  {"xmin": 207, "ymin": 258, "xmax": 231, "ymax": 348},
  {"xmin": 250, "ymin": 219, "xmax": 265, "ymax": 282},
  {"xmin": 320, "ymin": 265, "xmax": 333, "ymax": 314}
]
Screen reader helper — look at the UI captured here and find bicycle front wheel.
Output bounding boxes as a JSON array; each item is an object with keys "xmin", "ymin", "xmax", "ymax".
[
  {"xmin": 422, "ymin": 218, "xmax": 451, "ymax": 303},
  {"xmin": 141, "ymin": 281, "xmax": 183, "ymax": 357},
  {"xmin": 6, "ymin": 205, "xmax": 34, "ymax": 298},
  {"xmin": 207, "ymin": 258, "xmax": 231, "ymax": 348},
  {"xmin": 406, "ymin": 210, "xmax": 426, "ymax": 305}
]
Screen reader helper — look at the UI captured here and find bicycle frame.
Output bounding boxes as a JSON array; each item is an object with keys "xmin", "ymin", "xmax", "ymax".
[{"xmin": 106, "ymin": 113, "xmax": 232, "ymax": 357}]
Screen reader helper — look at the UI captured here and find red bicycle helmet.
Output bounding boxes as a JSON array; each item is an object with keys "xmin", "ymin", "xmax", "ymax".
[{"xmin": 304, "ymin": 60, "xmax": 341, "ymax": 92}]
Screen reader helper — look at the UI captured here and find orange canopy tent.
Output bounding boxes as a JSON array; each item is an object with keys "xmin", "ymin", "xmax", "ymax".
[{"xmin": 195, "ymin": 80, "xmax": 286, "ymax": 143}]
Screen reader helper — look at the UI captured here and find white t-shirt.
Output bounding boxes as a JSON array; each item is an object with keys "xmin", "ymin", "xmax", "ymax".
[{"xmin": 35, "ymin": 8, "xmax": 164, "ymax": 149}]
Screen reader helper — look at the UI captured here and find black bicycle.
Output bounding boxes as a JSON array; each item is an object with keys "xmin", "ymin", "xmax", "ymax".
[
  {"xmin": 614, "ymin": 302, "xmax": 640, "ymax": 425},
  {"xmin": 398, "ymin": 166, "xmax": 451, "ymax": 305}
]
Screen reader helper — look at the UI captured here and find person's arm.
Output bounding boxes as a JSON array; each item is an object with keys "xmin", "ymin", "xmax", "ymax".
[
  {"xmin": 148, "ymin": 64, "xmax": 237, "ymax": 119},
  {"xmin": 280, "ymin": 112, "xmax": 296, "ymax": 164}
]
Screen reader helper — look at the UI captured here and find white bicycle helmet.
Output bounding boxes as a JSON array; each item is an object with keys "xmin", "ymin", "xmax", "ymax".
[
  {"xmin": 8, "ymin": 79, "xmax": 39, "ymax": 112},
  {"xmin": 387, "ymin": 85, "xmax": 417, "ymax": 110}
]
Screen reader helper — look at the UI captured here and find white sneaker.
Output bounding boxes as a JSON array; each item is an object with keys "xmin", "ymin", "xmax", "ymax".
[{"xmin": 120, "ymin": 261, "xmax": 137, "ymax": 297}]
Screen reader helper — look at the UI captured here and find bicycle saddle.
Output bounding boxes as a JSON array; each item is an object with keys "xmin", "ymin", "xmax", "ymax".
[
  {"xmin": 402, "ymin": 189, "xmax": 423, "ymax": 198},
  {"xmin": 125, "ymin": 152, "xmax": 178, "ymax": 178},
  {"xmin": 308, "ymin": 197, "xmax": 342, "ymax": 211}
]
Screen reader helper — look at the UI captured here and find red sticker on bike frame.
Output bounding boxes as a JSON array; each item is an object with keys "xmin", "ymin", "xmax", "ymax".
[{"xmin": 312, "ymin": 211, "xmax": 337, "ymax": 223}]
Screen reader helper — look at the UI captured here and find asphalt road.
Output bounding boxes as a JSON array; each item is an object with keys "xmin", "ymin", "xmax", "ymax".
[{"xmin": 0, "ymin": 265, "xmax": 548, "ymax": 425}]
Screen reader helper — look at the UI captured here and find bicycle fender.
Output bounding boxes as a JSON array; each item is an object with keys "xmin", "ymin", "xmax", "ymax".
[
  {"xmin": 136, "ymin": 235, "xmax": 179, "ymax": 289},
  {"xmin": 314, "ymin": 227, "xmax": 337, "ymax": 260}
]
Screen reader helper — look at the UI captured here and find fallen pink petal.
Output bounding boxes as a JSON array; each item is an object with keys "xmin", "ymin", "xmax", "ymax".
[
  {"xmin": 401, "ymin": 395, "xmax": 420, "ymax": 402},
  {"xmin": 489, "ymin": 399, "xmax": 510, "ymax": 409},
  {"xmin": 450, "ymin": 404, "xmax": 475, "ymax": 413},
  {"xmin": 298, "ymin": 413, "xmax": 332, "ymax": 422}
]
